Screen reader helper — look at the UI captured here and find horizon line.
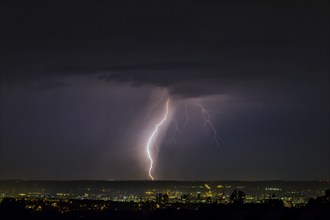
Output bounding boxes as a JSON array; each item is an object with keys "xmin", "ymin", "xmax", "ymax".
[{"xmin": 1, "ymin": 179, "xmax": 329, "ymax": 182}]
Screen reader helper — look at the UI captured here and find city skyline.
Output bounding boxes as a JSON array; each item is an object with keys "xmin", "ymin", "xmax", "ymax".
[{"xmin": 0, "ymin": 1, "xmax": 329, "ymax": 181}]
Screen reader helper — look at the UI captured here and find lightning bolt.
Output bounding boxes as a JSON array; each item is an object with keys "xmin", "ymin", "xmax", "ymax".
[
  {"xmin": 197, "ymin": 103, "xmax": 221, "ymax": 147},
  {"xmin": 146, "ymin": 99, "xmax": 170, "ymax": 180}
]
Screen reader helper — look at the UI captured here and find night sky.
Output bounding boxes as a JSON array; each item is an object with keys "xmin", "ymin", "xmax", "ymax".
[{"xmin": 0, "ymin": 1, "xmax": 329, "ymax": 181}]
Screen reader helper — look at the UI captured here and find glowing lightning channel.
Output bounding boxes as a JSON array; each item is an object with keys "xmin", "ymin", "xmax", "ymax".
[
  {"xmin": 197, "ymin": 103, "xmax": 221, "ymax": 147},
  {"xmin": 146, "ymin": 99, "xmax": 169, "ymax": 180}
]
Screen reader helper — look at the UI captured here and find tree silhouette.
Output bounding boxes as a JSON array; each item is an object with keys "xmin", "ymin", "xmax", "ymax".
[
  {"xmin": 230, "ymin": 190, "xmax": 245, "ymax": 205},
  {"xmin": 0, "ymin": 197, "xmax": 28, "ymax": 218},
  {"xmin": 308, "ymin": 189, "xmax": 330, "ymax": 207}
]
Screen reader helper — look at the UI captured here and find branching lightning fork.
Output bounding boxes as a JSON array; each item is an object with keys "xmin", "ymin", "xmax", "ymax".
[
  {"xmin": 144, "ymin": 97, "xmax": 221, "ymax": 180},
  {"xmin": 148, "ymin": 90, "xmax": 167, "ymax": 112},
  {"xmin": 197, "ymin": 103, "xmax": 221, "ymax": 147}
]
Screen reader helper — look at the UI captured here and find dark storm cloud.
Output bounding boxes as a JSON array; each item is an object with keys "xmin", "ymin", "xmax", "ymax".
[
  {"xmin": 0, "ymin": 1, "xmax": 329, "ymax": 180},
  {"xmin": 29, "ymin": 79, "xmax": 68, "ymax": 91},
  {"xmin": 1, "ymin": 1, "xmax": 328, "ymax": 97}
]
